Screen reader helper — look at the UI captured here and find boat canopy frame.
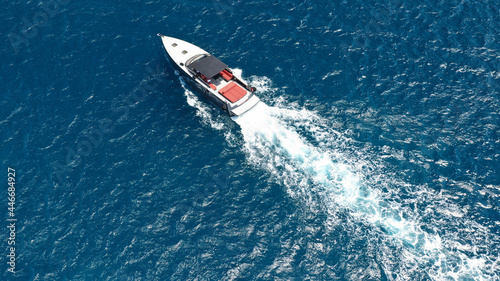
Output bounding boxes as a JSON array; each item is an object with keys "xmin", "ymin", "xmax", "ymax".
[{"xmin": 187, "ymin": 55, "xmax": 228, "ymax": 79}]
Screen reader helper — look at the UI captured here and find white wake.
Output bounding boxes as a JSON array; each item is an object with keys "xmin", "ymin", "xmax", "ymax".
[
  {"xmin": 232, "ymin": 101, "xmax": 498, "ymax": 280},
  {"xmin": 178, "ymin": 72, "xmax": 499, "ymax": 280}
]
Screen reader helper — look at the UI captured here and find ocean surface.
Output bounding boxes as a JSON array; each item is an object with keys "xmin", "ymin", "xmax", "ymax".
[{"xmin": 1, "ymin": 0, "xmax": 499, "ymax": 280}]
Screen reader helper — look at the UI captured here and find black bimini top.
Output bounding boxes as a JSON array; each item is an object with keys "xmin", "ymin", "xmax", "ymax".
[{"xmin": 189, "ymin": 55, "xmax": 228, "ymax": 78}]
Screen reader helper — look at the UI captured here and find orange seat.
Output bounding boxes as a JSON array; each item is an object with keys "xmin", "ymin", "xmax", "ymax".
[
  {"xmin": 220, "ymin": 69, "xmax": 233, "ymax": 81},
  {"xmin": 199, "ymin": 74, "xmax": 217, "ymax": 90},
  {"xmin": 218, "ymin": 82, "xmax": 247, "ymax": 103}
]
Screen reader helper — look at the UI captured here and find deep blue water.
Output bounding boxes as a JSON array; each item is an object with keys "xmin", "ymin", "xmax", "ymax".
[{"xmin": 1, "ymin": 0, "xmax": 499, "ymax": 280}]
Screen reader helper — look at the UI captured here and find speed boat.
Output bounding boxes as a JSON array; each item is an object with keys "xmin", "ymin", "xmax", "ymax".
[{"xmin": 158, "ymin": 34, "xmax": 260, "ymax": 116}]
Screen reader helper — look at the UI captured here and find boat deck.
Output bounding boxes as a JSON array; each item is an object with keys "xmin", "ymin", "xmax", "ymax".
[{"xmin": 198, "ymin": 72, "xmax": 250, "ymax": 105}]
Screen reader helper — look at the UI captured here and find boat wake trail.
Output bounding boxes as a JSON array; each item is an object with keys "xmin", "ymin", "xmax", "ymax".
[
  {"xmin": 181, "ymin": 73, "xmax": 499, "ymax": 280},
  {"xmin": 178, "ymin": 74, "xmax": 225, "ymax": 131}
]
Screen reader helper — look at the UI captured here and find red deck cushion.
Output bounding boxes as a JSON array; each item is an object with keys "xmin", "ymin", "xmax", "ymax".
[
  {"xmin": 218, "ymin": 82, "xmax": 247, "ymax": 103},
  {"xmin": 220, "ymin": 69, "xmax": 233, "ymax": 81}
]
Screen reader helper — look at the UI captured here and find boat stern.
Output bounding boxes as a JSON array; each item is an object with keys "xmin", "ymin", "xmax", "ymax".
[{"xmin": 230, "ymin": 94, "xmax": 260, "ymax": 116}]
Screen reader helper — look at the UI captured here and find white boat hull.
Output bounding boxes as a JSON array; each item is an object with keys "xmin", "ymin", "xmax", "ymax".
[{"xmin": 158, "ymin": 34, "xmax": 260, "ymax": 117}]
